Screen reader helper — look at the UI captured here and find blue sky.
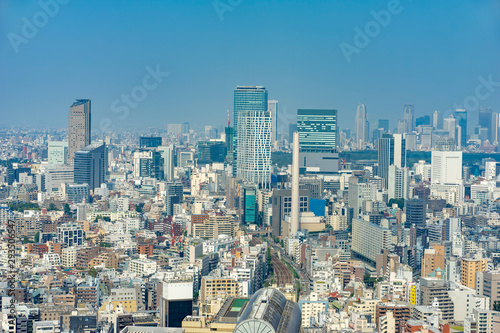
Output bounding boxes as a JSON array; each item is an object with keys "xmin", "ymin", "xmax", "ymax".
[{"xmin": 1, "ymin": 0, "xmax": 499, "ymax": 133}]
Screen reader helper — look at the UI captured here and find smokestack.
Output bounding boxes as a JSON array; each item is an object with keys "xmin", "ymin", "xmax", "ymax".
[{"xmin": 291, "ymin": 131, "xmax": 300, "ymax": 236}]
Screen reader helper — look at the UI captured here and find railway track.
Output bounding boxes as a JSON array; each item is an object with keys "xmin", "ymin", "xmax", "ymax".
[{"xmin": 271, "ymin": 254, "xmax": 293, "ymax": 287}]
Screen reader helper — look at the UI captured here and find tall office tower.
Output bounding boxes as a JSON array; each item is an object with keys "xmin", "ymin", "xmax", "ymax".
[
  {"xmin": 485, "ymin": 161, "xmax": 500, "ymax": 180},
  {"xmin": 397, "ymin": 119, "xmax": 407, "ymax": 134},
  {"xmin": 378, "ymin": 134, "xmax": 406, "ymax": 189},
  {"xmin": 388, "ymin": 165, "xmax": 409, "ymax": 200},
  {"xmin": 68, "ymin": 99, "xmax": 91, "ymax": 164},
  {"xmin": 297, "ymin": 109, "xmax": 338, "ymax": 173},
  {"xmin": 492, "ymin": 112, "xmax": 499, "ymax": 144},
  {"xmin": 74, "ymin": 143, "xmax": 106, "ymax": 191},
  {"xmin": 48, "ymin": 141, "xmax": 68, "ymax": 168},
  {"xmin": 454, "ymin": 109, "xmax": 467, "ymax": 147},
  {"xmin": 224, "ymin": 127, "xmax": 234, "ymax": 162},
  {"xmin": 405, "ymin": 199, "xmax": 426, "ymax": 228},
  {"xmin": 431, "ymin": 149, "xmax": 462, "ymax": 185},
  {"xmin": 416, "ymin": 115, "xmax": 430, "ymax": 127},
  {"xmin": 140, "ymin": 136, "xmax": 162, "ymax": 148},
  {"xmin": 355, "ymin": 104, "xmax": 368, "ymax": 149},
  {"xmin": 378, "ymin": 119, "xmax": 389, "ymax": 133},
  {"xmin": 158, "ymin": 145, "xmax": 175, "ymax": 181},
  {"xmin": 432, "ymin": 110, "xmax": 443, "ymax": 129},
  {"xmin": 160, "ymin": 280, "xmax": 193, "ymax": 327},
  {"xmin": 233, "ymin": 86, "xmax": 268, "ymax": 174},
  {"xmin": 268, "ymin": 100, "xmax": 279, "ymax": 144},
  {"xmin": 236, "ymin": 110, "xmax": 272, "ymax": 189},
  {"xmin": 182, "ymin": 122, "xmax": 190, "ymax": 134},
  {"xmin": 443, "ymin": 115, "xmax": 457, "ymax": 141},
  {"xmin": 479, "ymin": 107, "xmax": 493, "ymax": 142},
  {"xmin": 403, "ymin": 104, "xmax": 415, "ymax": 133}
]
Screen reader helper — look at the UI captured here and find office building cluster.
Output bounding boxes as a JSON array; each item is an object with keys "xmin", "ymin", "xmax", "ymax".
[{"xmin": 1, "ymin": 91, "xmax": 500, "ymax": 333}]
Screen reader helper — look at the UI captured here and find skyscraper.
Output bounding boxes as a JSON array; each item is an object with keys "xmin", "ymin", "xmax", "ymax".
[
  {"xmin": 233, "ymin": 86, "xmax": 268, "ymax": 174},
  {"xmin": 48, "ymin": 141, "xmax": 68, "ymax": 168},
  {"xmin": 432, "ymin": 110, "xmax": 443, "ymax": 129},
  {"xmin": 403, "ymin": 104, "xmax": 415, "ymax": 133},
  {"xmin": 297, "ymin": 109, "xmax": 339, "ymax": 173},
  {"xmin": 355, "ymin": 104, "xmax": 368, "ymax": 149},
  {"xmin": 405, "ymin": 199, "xmax": 426, "ymax": 228},
  {"xmin": 297, "ymin": 109, "xmax": 337, "ymax": 150},
  {"xmin": 268, "ymin": 100, "xmax": 279, "ymax": 144},
  {"xmin": 478, "ymin": 107, "xmax": 493, "ymax": 142},
  {"xmin": 378, "ymin": 134, "xmax": 406, "ymax": 189},
  {"xmin": 236, "ymin": 109, "xmax": 272, "ymax": 189},
  {"xmin": 68, "ymin": 99, "xmax": 91, "ymax": 164},
  {"xmin": 454, "ymin": 109, "xmax": 467, "ymax": 147},
  {"xmin": 74, "ymin": 142, "xmax": 106, "ymax": 191},
  {"xmin": 158, "ymin": 145, "xmax": 174, "ymax": 181},
  {"xmin": 443, "ymin": 115, "xmax": 456, "ymax": 141}
]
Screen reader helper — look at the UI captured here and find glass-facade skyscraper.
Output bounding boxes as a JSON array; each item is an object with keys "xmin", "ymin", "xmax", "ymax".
[
  {"xmin": 454, "ymin": 109, "xmax": 468, "ymax": 147},
  {"xmin": 236, "ymin": 110, "xmax": 272, "ymax": 189},
  {"xmin": 233, "ymin": 86, "xmax": 268, "ymax": 174},
  {"xmin": 297, "ymin": 109, "xmax": 337, "ymax": 151}
]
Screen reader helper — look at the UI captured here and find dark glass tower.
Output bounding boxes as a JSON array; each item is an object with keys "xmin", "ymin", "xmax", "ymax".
[
  {"xmin": 74, "ymin": 143, "xmax": 106, "ymax": 190},
  {"xmin": 454, "ymin": 109, "xmax": 468, "ymax": 147},
  {"xmin": 297, "ymin": 109, "xmax": 337, "ymax": 151}
]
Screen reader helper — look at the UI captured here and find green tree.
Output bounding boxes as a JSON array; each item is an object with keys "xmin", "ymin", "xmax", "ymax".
[
  {"xmin": 494, "ymin": 301, "xmax": 500, "ymax": 312},
  {"xmin": 34, "ymin": 232, "xmax": 40, "ymax": 243},
  {"xmin": 22, "ymin": 236, "xmax": 30, "ymax": 244},
  {"xmin": 63, "ymin": 203, "xmax": 71, "ymax": 215},
  {"xmin": 48, "ymin": 203, "xmax": 58, "ymax": 211},
  {"xmin": 388, "ymin": 198, "xmax": 405, "ymax": 209},
  {"xmin": 88, "ymin": 267, "xmax": 98, "ymax": 278}
]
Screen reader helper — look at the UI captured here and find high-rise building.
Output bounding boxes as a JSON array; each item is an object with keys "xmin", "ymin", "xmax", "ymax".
[
  {"xmin": 422, "ymin": 244, "xmax": 445, "ymax": 278},
  {"xmin": 476, "ymin": 271, "xmax": 500, "ymax": 308},
  {"xmin": 479, "ymin": 107, "xmax": 493, "ymax": 142},
  {"xmin": 158, "ymin": 145, "xmax": 175, "ymax": 181},
  {"xmin": 297, "ymin": 109, "xmax": 339, "ymax": 173},
  {"xmin": 403, "ymin": 104, "xmax": 415, "ymax": 133},
  {"xmin": 388, "ymin": 165, "xmax": 409, "ymax": 200},
  {"xmin": 233, "ymin": 86, "xmax": 268, "ymax": 174},
  {"xmin": 378, "ymin": 119, "xmax": 389, "ymax": 132},
  {"xmin": 355, "ymin": 104, "xmax": 369, "ymax": 149},
  {"xmin": 352, "ymin": 217, "xmax": 392, "ymax": 264},
  {"xmin": 297, "ymin": 109, "xmax": 337, "ymax": 150},
  {"xmin": 454, "ymin": 109, "xmax": 468, "ymax": 147},
  {"xmin": 405, "ymin": 199, "xmax": 426, "ymax": 228},
  {"xmin": 140, "ymin": 136, "xmax": 162, "ymax": 148},
  {"xmin": 68, "ymin": 99, "xmax": 91, "ymax": 164},
  {"xmin": 443, "ymin": 115, "xmax": 457, "ymax": 141},
  {"xmin": 378, "ymin": 134, "xmax": 406, "ymax": 189},
  {"xmin": 461, "ymin": 258, "xmax": 487, "ymax": 289},
  {"xmin": 236, "ymin": 110, "xmax": 272, "ymax": 189},
  {"xmin": 48, "ymin": 141, "xmax": 68, "ymax": 168},
  {"xmin": 433, "ymin": 110, "xmax": 443, "ymax": 129},
  {"xmin": 160, "ymin": 280, "xmax": 193, "ymax": 327},
  {"xmin": 431, "ymin": 150, "xmax": 462, "ymax": 185},
  {"xmin": 268, "ymin": 100, "xmax": 279, "ymax": 144},
  {"xmin": 74, "ymin": 143, "xmax": 106, "ymax": 191}
]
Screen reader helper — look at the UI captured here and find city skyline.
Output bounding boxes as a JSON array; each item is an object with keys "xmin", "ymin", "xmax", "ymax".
[{"xmin": 1, "ymin": 1, "xmax": 499, "ymax": 130}]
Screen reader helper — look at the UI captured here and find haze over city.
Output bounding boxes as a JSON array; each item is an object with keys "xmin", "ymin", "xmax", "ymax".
[{"xmin": 2, "ymin": 0, "xmax": 500, "ymax": 130}]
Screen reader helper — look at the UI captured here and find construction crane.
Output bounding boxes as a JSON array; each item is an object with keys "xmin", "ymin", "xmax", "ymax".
[{"xmin": 227, "ymin": 108, "xmax": 231, "ymax": 127}]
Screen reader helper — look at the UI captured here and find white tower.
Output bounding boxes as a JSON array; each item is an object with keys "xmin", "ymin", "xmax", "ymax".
[{"xmin": 291, "ymin": 131, "xmax": 300, "ymax": 236}]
